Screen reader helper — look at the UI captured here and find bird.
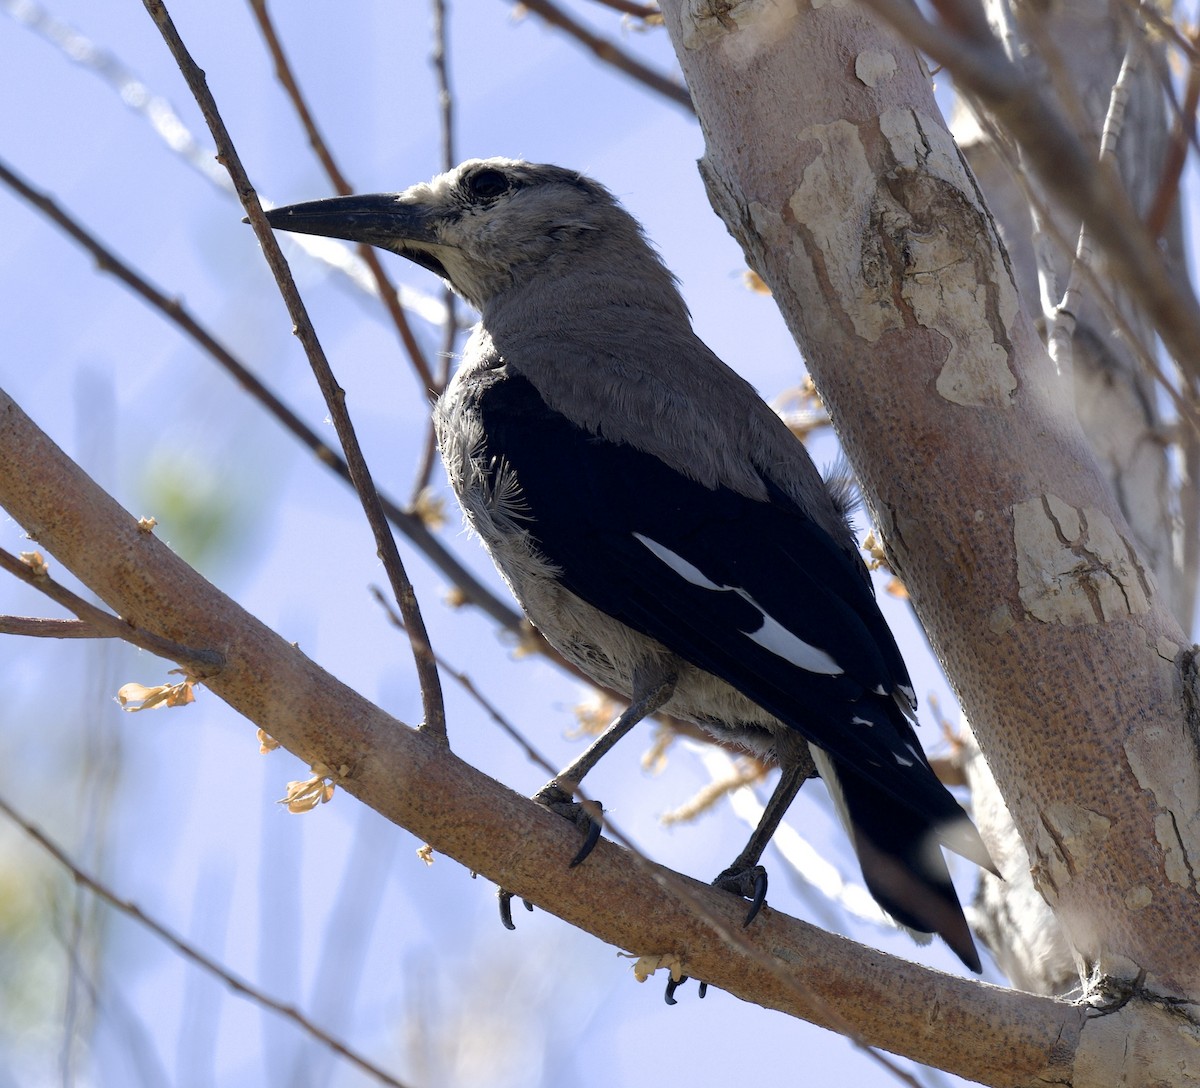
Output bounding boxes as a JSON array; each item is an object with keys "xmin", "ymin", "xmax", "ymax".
[{"xmin": 263, "ymin": 158, "xmax": 998, "ymax": 982}]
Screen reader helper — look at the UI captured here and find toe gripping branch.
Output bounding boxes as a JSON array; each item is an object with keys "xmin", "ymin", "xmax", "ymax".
[
  {"xmin": 494, "ymin": 664, "xmax": 677, "ymax": 930},
  {"xmin": 497, "ymin": 781, "xmax": 605, "ymax": 929}
]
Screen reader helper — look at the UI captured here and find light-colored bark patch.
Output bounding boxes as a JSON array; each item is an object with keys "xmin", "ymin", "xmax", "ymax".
[
  {"xmin": 1030, "ymin": 802, "xmax": 1111, "ymax": 906},
  {"xmin": 678, "ymin": 0, "xmax": 799, "ymax": 53},
  {"xmin": 1154, "ymin": 814, "xmax": 1194, "ymax": 888},
  {"xmin": 788, "ymin": 120, "xmax": 902, "ymax": 342},
  {"xmin": 1156, "ymin": 635, "xmax": 1180, "ymax": 660},
  {"xmin": 1126, "ymin": 725, "xmax": 1200, "ymax": 891},
  {"xmin": 854, "ymin": 50, "xmax": 896, "ymax": 87},
  {"xmin": 1013, "ymin": 495, "xmax": 1152, "ymax": 623},
  {"xmin": 1124, "ymin": 884, "xmax": 1153, "ymax": 910},
  {"xmin": 877, "ymin": 109, "xmax": 1019, "ymax": 407}
]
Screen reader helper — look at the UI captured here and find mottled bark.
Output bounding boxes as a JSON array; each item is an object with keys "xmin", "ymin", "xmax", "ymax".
[{"xmin": 660, "ymin": 0, "xmax": 1200, "ymax": 1080}]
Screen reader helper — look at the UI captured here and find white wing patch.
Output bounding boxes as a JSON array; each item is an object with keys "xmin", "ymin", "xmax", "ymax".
[
  {"xmin": 633, "ymin": 533, "xmax": 723, "ymax": 591},
  {"xmin": 743, "ymin": 610, "xmax": 843, "ymax": 675},
  {"xmin": 634, "ymin": 532, "xmax": 844, "ymax": 677}
]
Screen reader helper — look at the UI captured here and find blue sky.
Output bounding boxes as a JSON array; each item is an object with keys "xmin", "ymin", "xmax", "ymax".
[{"xmin": 0, "ymin": 3, "xmax": 1023, "ymax": 1085}]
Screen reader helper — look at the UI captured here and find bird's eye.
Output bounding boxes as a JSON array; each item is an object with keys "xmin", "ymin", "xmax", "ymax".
[{"xmin": 465, "ymin": 168, "xmax": 510, "ymax": 201}]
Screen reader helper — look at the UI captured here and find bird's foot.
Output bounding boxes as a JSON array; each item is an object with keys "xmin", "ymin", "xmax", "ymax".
[
  {"xmin": 532, "ymin": 781, "xmax": 605, "ymax": 867},
  {"xmin": 662, "ymin": 863, "xmax": 766, "ymax": 1004},
  {"xmin": 664, "ymin": 975, "xmax": 708, "ymax": 1005},
  {"xmin": 497, "ymin": 887, "xmax": 534, "ymax": 930},
  {"xmin": 713, "ymin": 863, "xmax": 769, "ymax": 926},
  {"xmin": 497, "ymin": 781, "xmax": 605, "ymax": 929}
]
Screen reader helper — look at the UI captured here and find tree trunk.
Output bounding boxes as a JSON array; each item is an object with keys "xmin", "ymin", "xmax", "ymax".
[{"xmin": 659, "ymin": 0, "xmax": 1200, "ymax": 1007}]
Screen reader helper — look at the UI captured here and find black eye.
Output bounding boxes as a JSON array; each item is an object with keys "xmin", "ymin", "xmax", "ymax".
[{"xmin": 465, "ymin": 168, "xmax": 510, "ymax": 201}]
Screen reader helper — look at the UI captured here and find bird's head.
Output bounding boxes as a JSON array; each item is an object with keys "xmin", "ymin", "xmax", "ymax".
[{"xmin": 264, "ymin": 158, "xmax": 661, "ymax": 312}]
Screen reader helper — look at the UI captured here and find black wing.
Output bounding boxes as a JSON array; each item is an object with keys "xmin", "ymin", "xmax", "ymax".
[{"xmin": 475, "ymin": 371, "xmax": 965, "ymax": 825}]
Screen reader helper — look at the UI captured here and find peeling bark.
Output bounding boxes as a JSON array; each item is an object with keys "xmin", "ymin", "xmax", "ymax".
[{"xmin": 661, "ymin": 0, "xmax": 1200, "ymax": 1045}]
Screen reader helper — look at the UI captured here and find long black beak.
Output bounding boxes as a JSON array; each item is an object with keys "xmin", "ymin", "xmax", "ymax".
[
  {"xmin": 261, "ymin": 193, "xmax": 448, "ymax": 278},
  {"xmin": 263, "ymin": 193, "xmax": 436, "ymax": 249}
]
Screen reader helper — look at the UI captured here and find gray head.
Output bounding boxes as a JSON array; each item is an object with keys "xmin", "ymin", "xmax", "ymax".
[{"xmin": 265, "ymin": 157, "xmax": 682, "ymax": 314}]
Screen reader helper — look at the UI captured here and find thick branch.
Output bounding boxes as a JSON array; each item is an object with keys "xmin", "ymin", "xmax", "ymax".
[
  {"xmin": 659, "ymin": 0, "xmax": 1200, "ymax": 1000},
  {"xmin": 0, "ymin": 385, "xmax": 1088, "ymax": 1085}
]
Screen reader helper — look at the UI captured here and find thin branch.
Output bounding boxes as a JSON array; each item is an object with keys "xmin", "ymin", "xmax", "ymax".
[
  {"xmin": 1145, "ymin": 24, "xmax": 1200, "ymax": 239},
  {"xmin": 1, "ymin": 0, "xmax": 231, "ymax": 190},
  {"xmin": 855, "ymin": 0, "xmax": 1200, "ymax": 388},
  {"xmin": 0, "ymin": 792, "xmax": 415, "ymax": 1088},
  {"xmin": 409, "ymin": 0, "xmax": 461, "ymax": 504},
  {"xmin": 141, "ymin": 0, "xmax": 447, "ymax": 740},
  {"xmin": 246, "ymin": 0, "xmax": 437, "ymax": 394},
  {"xmin": 587, "ymin": 0, "xmax": 662, "ymax": 20},
  {"xmin": 0, "ymin": 155, "xmax": 522, "ymax": 633},
  {"xmin": 1047, "ymin": 35, "xmax": 1144, "ymax": 373},
  {"xmin": 511, "ymin": 0, "xmax": 694, "ymax": 113},
  {"xmin": 0, "ymin": 0, "xmax": 450, "ymax": 328},
  {"xmin": 0, "ymin": 615, "xmax": 105, "ymax": 638},
  {"xmin": 0, "ymin": 546, "xmax": 224, "ymax": 671}
]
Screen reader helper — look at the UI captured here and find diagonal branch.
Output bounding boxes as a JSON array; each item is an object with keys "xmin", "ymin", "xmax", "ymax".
[
  {"xmin": 0, "ymin": 384, "xmax": 1087, "ymax": 1086},
  {"xmin": 246, "ymin": 0, "xmax": 437, "ymax": 394},
  {"xmin": 141, "ymin": 0, "xmax": 447, "ymax": 737},
  {"xmin": 510, "ymin": 0, "xmax": 693, "ymax": 113},
  {"xmin": 0, "ymin": 155, "xmax": 522, "ymax": 633},
  {"xmin": 0, "ymin": 792, "xmax": 414, "ymax": 1088},
  {"xmin": 0, "ymin": 544, "xmax": 223, "ymax": 671}
]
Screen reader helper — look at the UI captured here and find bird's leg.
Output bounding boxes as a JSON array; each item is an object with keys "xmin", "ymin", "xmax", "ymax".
[
  {"xmin": 666, "ymin": 735, "xmax": 815, "ymax": 1005},
  {"xmin": 499, "ymin": 660, "xmax": 677, "ymax": 929},
  {"xmin": 712, "ymin": 732, "xmax": 816, "ymax": 925}
]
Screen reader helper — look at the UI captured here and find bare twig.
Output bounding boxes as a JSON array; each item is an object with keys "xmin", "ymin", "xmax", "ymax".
[
  {"xmin": 587, "ymin": 0, "xmax": 661, "ymax": 20},
  {"xmin": 511, "ymin": 0, "xmax": 693, "ymax": 113},
  {"xmin": 1, "ymin": 0, "xmax": 449, "ymax": 327},
  {"xmin": 0, "ymin": 545, "xmax": 224, "ymax": 671},
  {"xmin": 141, "ymin": 0, "xmax": 447, "ymax": 738},
  {"xmin": 409, "ymin": 0, "xmax": 462, "ymax": 504},
  {"xmin": 1047, "ymin": 36, "xmax": 1143, "ymax": 373},
  {"xmin": 0, "ymin": 616, "xmax": 105, "ymax": 638},
  {"xmin": 1, "ymin": 0, "xmax": 231, "ymax": 190},
  {"xmin": 246, "ymin": 0, "xmax": 437, "ymax": 394},
  {"xmin": 0, "ymin": 155, "xmax": 522, "ymax": 633},
  {"xmin": 1145, "ymin": 24, "xmax": 1200, "ymax": 240},
  {"xmin": 0, "ymin": 793, "xmax": 414, "ymax": 1088}
]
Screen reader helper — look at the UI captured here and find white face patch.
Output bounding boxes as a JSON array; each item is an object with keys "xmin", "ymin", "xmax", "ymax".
[{"xmin": 634, "ymin": 533, "xmax": 844, "ymax": 677}]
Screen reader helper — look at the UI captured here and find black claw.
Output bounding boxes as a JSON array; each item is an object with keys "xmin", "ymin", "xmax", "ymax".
[
  {"xmin": 569, "ymin": 816, "xmax": 604, "ymax": 867},
  {"xmin": 499, "ymin": 890, "xmax": 515, "ymax": 931},
  {"xmin": 742, "ymin": 869, "xmax": 769, "ymax": 926},
  {"xmin": 498, "ymin": 890, "xmax": 534, "ymax": 930},
  {"xmin": 664, "ymin": 974, "xmax": 708, "ymax": 1004},
  {"xmin": 712, "ymin": 863, "xmax": 769, "ymax": 924}
]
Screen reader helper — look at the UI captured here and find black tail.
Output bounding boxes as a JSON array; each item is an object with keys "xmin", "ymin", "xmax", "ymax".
[{"xmin": 833, "ymin": 761, "xmax": 987, "ymax": 973}]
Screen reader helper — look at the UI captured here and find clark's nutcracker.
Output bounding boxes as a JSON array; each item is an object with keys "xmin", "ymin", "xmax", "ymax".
[{"xmin": 264, "ymin": 158, "xmax": 997, "ymax": 976}]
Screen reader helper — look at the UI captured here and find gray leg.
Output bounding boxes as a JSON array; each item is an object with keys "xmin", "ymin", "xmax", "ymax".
[
  {"xmin": 712, "ymin": 730, "xmax": 816, "ymax": 924},
  {"xmin": 666, "ymin": 733, "xmax": 817, "ymax": 1006},
  {"xmin": 500, "ymin": 659, "xmax": 677, "ymax": 929}
]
